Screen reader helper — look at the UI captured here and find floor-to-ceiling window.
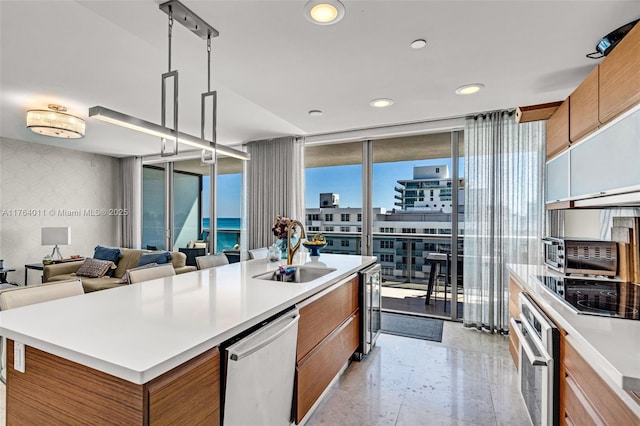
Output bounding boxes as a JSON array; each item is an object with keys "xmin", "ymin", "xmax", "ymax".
[
  {"xmin": 305, "ymin": 132, "xmax": 464, "ymax": 320},
  {"xmin": 305, "ymin": 142, "xmax": 363, "ymax": 255},
  {"xmin": 142, "ymin": 165, "xmax": 166, "ymax": 250},
  {"xmin": 142, "ymin": 154, "xmax": 244, "ymax": 255}
]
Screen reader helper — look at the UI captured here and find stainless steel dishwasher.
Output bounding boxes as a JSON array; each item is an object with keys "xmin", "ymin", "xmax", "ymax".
[{"xmin": 222, "ymin": 308, "xmax": 300, "ymax": 426}]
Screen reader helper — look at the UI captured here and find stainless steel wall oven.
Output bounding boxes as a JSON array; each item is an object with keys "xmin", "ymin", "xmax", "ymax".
[{"xmin": 510, "ymin": 292, "xmax": 560, "ymax": 426}]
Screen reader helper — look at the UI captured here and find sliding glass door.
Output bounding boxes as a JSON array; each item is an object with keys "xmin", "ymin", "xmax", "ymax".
[{"xmin": 305, "ymin": 131, "xmax": 464, "ymax": 321}]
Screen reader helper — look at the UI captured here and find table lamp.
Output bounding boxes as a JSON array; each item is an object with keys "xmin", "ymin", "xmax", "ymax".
[{"xmin": 41, "ymin": 227, "xmax": 71, "ymax": 260}]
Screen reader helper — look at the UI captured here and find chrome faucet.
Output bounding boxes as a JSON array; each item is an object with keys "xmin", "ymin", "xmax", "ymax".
[{"xmin": 286, "ymin": 220, "xmax": 306, "ymax": 265}]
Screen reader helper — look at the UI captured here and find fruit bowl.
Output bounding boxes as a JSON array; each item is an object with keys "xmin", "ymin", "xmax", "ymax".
[{"xmin": 302, "ymin": 241, "xmax": 327, "ymax": 257}]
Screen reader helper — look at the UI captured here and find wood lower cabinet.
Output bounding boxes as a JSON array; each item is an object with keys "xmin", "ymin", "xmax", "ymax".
[
  {"xmin": 295, "ymin": 313, "xmax": 359, "ymax": 423},
  {"xmin": 569, "ymin": 65, "xmax": 600, "ymax": 142},
  {"xmin": 546, "ymin": 98, "xmax": 570, "ymax": 160},
  {"xmin": 296, "ymin": 274, "xmax": 359, "ymax": 362},
  {"xmin": 294, "ymin": 274, "xmax": 360, "ymax": 423},
  {"xmin": 5, "ymin": 340, "xmax": 220, "ymax": 425},
  {"xmin": 560, "ymin": 333, "xmax": 639, "ymax": 425},
  {"xmin": 599, "ymin": 21, "xmax": 640, "ymax": 123},
  {"xmin": 508, "ymin": 276, "xmax": 524, "ymax": 368}
]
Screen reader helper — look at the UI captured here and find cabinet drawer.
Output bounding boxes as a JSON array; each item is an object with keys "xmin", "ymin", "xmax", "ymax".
[
  {"xmin": 295, "ymin": 312, "xmax": 359, "ymax": 423},
  {"xmin": 561, "ymin": 338, "xmax": 639, "ymax": 424},
  {"xmin": 563, "ymin": 369, "xmax": 600, "ymax": 426},
  {"xmin": 296, "ymin": 275, "xmax": 358, "ymax": 362}
]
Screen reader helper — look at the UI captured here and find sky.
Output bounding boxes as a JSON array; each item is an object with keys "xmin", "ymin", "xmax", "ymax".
[{"xmin": 206, "ymin": 158, "xmax": 464, "ymax": 218}]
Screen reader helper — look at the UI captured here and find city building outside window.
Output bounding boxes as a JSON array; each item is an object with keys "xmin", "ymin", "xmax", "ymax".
[
  {"xmin": 340, "ymin": 226, "xmax": 350, "ymax": 232},
  {"xmin": 308, "ymin": 214, "xmax": 320, "ymax": 221},
  {"xmin": 380, "ymin": 240, "xmax": 394, "ymax": 249},
  {"xmin": 380, "ymin": 254, "xmax": 394, "ymax": 262},
  {"xmin": 341, "ymin": 240, "xmax": 350, "ymax": 247},
  {"xmin": 380, "ymin": 227, "xmax": 394, "ymax": 233},
  {"xmin": 324, "ymin": 226, "xmax": 334, "ymax": 232},
  {"xmin": 357, "ymin": 213, "xmax": 362, "ymax": 222},
  {"xmin": 402, "ymin": 228, "xmax": 417, "ymax": 233},
  {"xmin": 425, "ymin": 228, "xmax": 436, "ymax": 234},
  {"xmin": 341, "ymin": 213, "xmax": 350, "ymax": 222},
  {"xmin": 327, "ymin": 240, "xmax": 334, "ymax": 246},
  {"xmin": 325, "ymin": 213, "xmax": 333, "ymax": 221}
]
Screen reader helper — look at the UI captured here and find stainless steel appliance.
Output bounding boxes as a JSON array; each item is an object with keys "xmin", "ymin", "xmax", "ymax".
[
  {"xmin": 536, "ymin": 274, "xmax": 640, "ymax": 320},
  {"xmin": 355, "ymin": 263, "xmax": 381, "ymax": 360},
  {"xmin": 222, "ymin": 308, "xmax": 300, "ymax": 426},
  {"xmin": 542, "ymin": 237, "xmax": 617, "ymax": 276},
  {"xmin": 510, "ymin": 293, "xmax": 559, "ymax": 426}
]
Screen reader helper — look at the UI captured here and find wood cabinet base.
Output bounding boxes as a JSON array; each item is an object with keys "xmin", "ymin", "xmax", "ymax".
[
  {"xmin": 6, "ymin": 340, "xmax": 220, "ymax": 425},
  {"xmin": 295, "ymin": 312, "xmax": 359, "ymax": 423}
]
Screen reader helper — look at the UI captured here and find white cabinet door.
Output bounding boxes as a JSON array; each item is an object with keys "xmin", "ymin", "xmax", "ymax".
[
  {"xmin": 546, "ymin": 151, "xmax": 570, "ymax": 203},
  {"xmin": 569, "ymin": 107, "xmax": 640, "ymax": 199}
]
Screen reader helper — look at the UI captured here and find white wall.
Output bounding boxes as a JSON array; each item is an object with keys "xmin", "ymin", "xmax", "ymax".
[{"xmin": 0, "ymin": 137, "xmax": 120, "ymax": 285}]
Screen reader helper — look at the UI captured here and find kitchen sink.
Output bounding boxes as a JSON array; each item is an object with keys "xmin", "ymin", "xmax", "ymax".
[{"xmin": 253, "ymin": 266, "xmax": 337, "ymax": 283}]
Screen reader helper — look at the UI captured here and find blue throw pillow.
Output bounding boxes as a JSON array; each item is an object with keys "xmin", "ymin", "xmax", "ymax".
[
  {"xmin": 93, "ymin": 245, "xmax": 122, "ymax": 277},
  {"xmin": 138, "ymin": 251, "xmax": 172, "ymax": 266}
]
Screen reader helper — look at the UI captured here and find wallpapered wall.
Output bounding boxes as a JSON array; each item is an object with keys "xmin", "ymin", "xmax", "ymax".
[{"xmin": 0, "ymin": 137, "xmax": 121, "ymax": 285}]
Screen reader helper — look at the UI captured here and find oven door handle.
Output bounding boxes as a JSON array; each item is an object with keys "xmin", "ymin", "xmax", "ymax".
[{"xmin": 509, "ymin": 317, "xmax": 551, "ymax": 367}]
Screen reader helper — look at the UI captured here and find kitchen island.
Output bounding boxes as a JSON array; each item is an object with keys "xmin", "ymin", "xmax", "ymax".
[
  {"xmin": 508, "ymin": 264, "xmax": 640, "ymax": 421},
  {"xmin": 0, "ymin": 254, "xmax": 376, "ymax": 424}
]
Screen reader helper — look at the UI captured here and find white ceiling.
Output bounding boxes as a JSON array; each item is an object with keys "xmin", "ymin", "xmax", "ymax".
[{"xmin": 1, "ymin": 0, "xmax": 639, "ymax": 158}]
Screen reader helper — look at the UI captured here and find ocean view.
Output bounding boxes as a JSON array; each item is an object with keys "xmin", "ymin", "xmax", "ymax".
[{"xmin": 204, "ymin": 217, "xmax": 241, "ymax": 251}]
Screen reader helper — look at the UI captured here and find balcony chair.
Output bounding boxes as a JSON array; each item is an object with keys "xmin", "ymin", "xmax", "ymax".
[
  {"xmin": 0, "ymin": 278, "xmax": 84, "ymax": 382},
  {"xmin": 127, "ymin": 264, "xmax": 176, "ymax": 284},
  {"xmin": 444, "ymin": 253, "xmax": 464, "ymax": 312},
  {"xmin": 196, "ymin": 254, "xmax": 229, "ymax": 270}
]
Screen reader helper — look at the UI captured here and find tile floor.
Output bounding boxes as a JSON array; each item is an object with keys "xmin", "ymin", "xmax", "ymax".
[
  {"xmin": 305, "ymin": 321, "xmax": 532, "ymax": 426},
  {"xmin": 0, "ymin": 322, "xmax": 530, "ymax": 426}
]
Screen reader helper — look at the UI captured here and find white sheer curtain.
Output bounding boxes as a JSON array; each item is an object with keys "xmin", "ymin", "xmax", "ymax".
[
  {"xmin": 463, "ymin": 111, "xmax": 545, "ymax": 332},
  {"xmin": 243, "ymin": 136, "xmax": 305, "ymax": 250},
  {"xmin": 119, "ymin": 156, "xmax": 142, "ymax": 248}
]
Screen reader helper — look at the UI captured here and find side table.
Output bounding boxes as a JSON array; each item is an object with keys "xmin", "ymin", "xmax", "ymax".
[
  {"xmin": 0, "ymin": 268, "xmax": 16, "ymax": 284},
  {"xmin": 25, "ymin": 263, "xmax": 45, "ymax": 285}
]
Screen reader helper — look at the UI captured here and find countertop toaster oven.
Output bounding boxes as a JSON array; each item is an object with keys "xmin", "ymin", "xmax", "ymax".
[{"xmin": 542, "ymin": 237, "xmax": 618, "ymax": 276}]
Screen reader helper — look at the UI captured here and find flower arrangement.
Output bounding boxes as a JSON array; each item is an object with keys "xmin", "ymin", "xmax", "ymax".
[{"xmin": 272, "ymin": 215, "xmax": 297, "ymax": 240}]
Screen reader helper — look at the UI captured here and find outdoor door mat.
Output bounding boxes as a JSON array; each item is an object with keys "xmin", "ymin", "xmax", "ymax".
[{"xmin": 381, "ymin": 312, "xmax": 444, "ymax": 342}]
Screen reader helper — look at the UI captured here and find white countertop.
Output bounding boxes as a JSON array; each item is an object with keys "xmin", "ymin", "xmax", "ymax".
[
  {"xmin": 508, "ymin": 264, "xmax": 640, "ymax": 414},
  {"xmin": 0, "ymin": 254, "xmax": 376, "ymax": 384}
]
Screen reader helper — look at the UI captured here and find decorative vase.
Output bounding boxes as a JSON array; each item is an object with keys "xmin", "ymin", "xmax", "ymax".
[{"xmin": 278, "ymin": 237, "xmax": 297, "ymax": 260}]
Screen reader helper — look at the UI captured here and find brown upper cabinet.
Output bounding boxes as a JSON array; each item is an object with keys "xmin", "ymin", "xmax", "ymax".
[
  {"xmin": 546, "ymin": 98, "xmax": 570, "ymax": 160},
  {"xmin": 569, "ymin": 65, "xmax": 600, "ymax": 142},
  {"xmin": 599, "ymin": 21, "xmax": 640, "ymax": 123}
]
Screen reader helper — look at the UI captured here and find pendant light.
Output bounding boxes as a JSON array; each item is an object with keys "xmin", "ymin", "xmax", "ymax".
[{"xmin": 89, "ymin": 0, "xmax": 249, "ymax": 161}]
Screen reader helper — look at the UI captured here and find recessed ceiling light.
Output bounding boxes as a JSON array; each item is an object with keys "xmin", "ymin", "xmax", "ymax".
[
  {"xmin": 304, "ymin": 0, "xmax": 345, "ymax": 25},
  {"xmin": 411, "ymin": 39, "xmax": 427, "ymax": 49},
  {"xmin": 308, "ymin": 110, "xmax": 323, "ymax": 116},
  {"xmin": 370, "ymin": 98, "xmax": 393, "ymax": 108},
  {"xmin": 455, "ymin": 83, "xmax": 485, "ymax": 95}
]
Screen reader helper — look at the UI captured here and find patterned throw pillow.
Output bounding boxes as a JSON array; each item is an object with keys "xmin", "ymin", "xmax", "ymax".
[
  {"xmin": 119, "ymin": 262, "xmax": 159, "ymax": 284},
  {"xmin": 76, "ymin": 258, "xmax": 115, "ymax": 278}
]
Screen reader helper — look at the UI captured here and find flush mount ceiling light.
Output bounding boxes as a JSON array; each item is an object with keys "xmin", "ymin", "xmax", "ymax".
[
  {"xmin": 308, "ymin": 110, "xmax": 323, "ymax": 116},
  {"xmin": 26, "ymin": 104, "xmax": 85, "ymax": 139},
  {"xmin": 89, "ymin": 0, "xmax": 249, "ymax": 161},
  {"xmin": 410, "ymin": 39, "xmax": 427, "ymax": 49},
  {"xmin": 455, "ymin": 83, "xmax": 485, "ymax": 95},
  {"xmin": 304, "ymin": 0, "xmax": 345, "ymax": 25},
  {"xmin": 370, "ymin": 98, "xmax": 394, "ymax": 108}
]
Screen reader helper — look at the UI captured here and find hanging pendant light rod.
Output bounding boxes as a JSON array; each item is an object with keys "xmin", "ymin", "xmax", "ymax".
[{"xmin": 159, "ymin": 0, "xmax": 219, "ymax": 40}]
